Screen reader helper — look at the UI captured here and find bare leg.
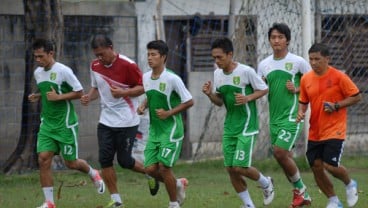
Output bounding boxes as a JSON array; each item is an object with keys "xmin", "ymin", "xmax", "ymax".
[
  {"xmin": 311, "ymin": 159, "xmax": 336, "ymax": 198},
  {"xmin": 227, "ymin": 167, "xmax": 247, "ymax": 193},
  {"xmin": 273, "ymin": 146, "xmax": 298, "ymax": 180},
  {"xmin": 325, "ymin": 163, "xmax": 351, "ymax": 185},
  {"xmin": 101, "ymin": 166, "xmax": 118, "ymax": 194},
  {"xmin": 131, "ymin": 160, "xmax": 146, "ymax": 174},
  {"xmin": 64, "ymin": 158, "xmax": 90, "ymax": 173},
  {"xmin": 39, "ymin": 152, "xmax": 54, "ymax": 187},
  {"xmin": 158, "ymin": 164, "xmax": 177, "ymax": 202}
]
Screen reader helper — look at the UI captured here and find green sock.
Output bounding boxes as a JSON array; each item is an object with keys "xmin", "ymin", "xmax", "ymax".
[{"xmin": 293, "ymin": 179, "xmax": 305, "ymax": 190}]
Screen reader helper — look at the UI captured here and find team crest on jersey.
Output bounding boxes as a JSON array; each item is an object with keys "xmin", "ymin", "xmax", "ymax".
[
  {"xmin": 159, "ymin": 82, "xmax": 166, "ymax": 91},
  {"xmin": 285, "ymin": 63, "xmax": 293, "ymax": 71},
  {"xmin": 233, "ymin": 76, "xmax": 240, "ymax": 85},
  {"xmin": 50, "ymin": 72, "xmax": 57, "ymax": 81}
]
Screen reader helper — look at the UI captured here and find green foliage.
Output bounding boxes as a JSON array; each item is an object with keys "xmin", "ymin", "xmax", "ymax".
[{"xmin": 0, "ymin": 157, "xmax": 367, "ymax": 207}]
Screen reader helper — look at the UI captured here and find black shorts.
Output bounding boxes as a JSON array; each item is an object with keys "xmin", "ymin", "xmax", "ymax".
[
  {"xmin": 97, "ymin": 123, "xmax": 138, "ymax": 168},
  {"xmin": 306, "ymin": 139, "xmax": 344, "ymax": 167}
]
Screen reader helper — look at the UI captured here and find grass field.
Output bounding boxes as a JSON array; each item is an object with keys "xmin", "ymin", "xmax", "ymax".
[{"xmin": 0, "ymin": 156, "xmax": 367, "ymax": 207}]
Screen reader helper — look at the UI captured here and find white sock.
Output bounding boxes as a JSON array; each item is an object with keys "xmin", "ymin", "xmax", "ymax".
[
  {"xmin": 111, "ymin": 193, "xmax": 122, "ymax": 204},
  {"xmin": 238, "ymin": 190, "xmax": 255, "ymax": 207},
  {"xmin": 169, "ymin": 201, "xmax": 180, "ymax": 206},
  {"xmin": 257, "ymin": 173, "xmax": 269, "ymax": 189},
  {"xmin": 346, "ymin": 180, "xmax": 355, "ymax": 189},
  {"xmin": 329, "ymin": 195, "xmax": 339, "ymax": 203},
  {"xmin": 289, "ymin": 171, "xmax": 301, "ymax": 183},
  {"xmin": 88, "ymin": 166, "xmax": 96, "ymax": 178},
  {"xmin": 176, "ymin": 179, "xmax": 182, "ymax": 188},
  {"xmin": 42, "ymin": 187, "xmax": 54, "ymax": 203}
]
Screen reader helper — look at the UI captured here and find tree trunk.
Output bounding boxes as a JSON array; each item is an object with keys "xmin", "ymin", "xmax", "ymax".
[{"xmin": 3, "ymin": 0, "xmax": 64, "ymax": 175}]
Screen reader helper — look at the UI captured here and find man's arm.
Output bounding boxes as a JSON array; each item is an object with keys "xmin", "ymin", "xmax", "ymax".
[
  {"xmin": 296, "ymin": 102, "xmax": 308, "ymax": 123},
  {"xmin": 46, "ymin": 86, "xmax": 83, "ymax": 101},
  {"xmin": 110, "ymin": 85, "xmax": 144, "ymax": 98},
  {"xmin": 202, "ymin": 80, "xmax": 223, "ymax": 106},
  {"xmin": 155, "ymin": 99, "xmax": 194, "ymax": 120}
]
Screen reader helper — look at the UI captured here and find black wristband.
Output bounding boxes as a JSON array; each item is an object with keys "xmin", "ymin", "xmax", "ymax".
[{"xmin": 334, "ymin": 102, "xmax": 340, "ymax": 111}]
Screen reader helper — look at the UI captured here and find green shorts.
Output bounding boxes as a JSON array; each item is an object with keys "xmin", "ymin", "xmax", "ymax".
[
  {"xmin": 223, "ymin": 134, "xmax": 257, "ymax": 167},
  {"xmin": 144, "ymin": 137, "xmax": 182, "ymax": 168},
  {"xmin": 270, "ymin": 121, "xmax": 303, "ymax": 151},
  {"xmin": 37, "ymin": 125, "xmax": 79, "ymax": 161}
]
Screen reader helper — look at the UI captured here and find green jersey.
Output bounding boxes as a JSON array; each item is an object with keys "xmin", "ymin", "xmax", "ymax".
[
  {"xmin": 214, "ymin": 63, "xmax": 268, "ymax": 137},
  {"xmin": 257, "ymin": 52, "xmax": 310, "ymax": 124},
  {"xmin": 34, "ymin": 62, "xmax": 83, "ymax": 134},
  {"xmin": 143, "ymin": 68, "xmax": 192, "ymax": 142}
]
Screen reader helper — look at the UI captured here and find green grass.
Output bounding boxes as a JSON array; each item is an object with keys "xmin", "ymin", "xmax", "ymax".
[{"xmin": 0, "ymin": 156, "xmax": 367, "ymax": 207}]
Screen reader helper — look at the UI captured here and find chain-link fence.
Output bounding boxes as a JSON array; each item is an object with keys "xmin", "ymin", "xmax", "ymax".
[{"xmin": 159, "ymin": 0, "xmax": 368, "ymax": 161}]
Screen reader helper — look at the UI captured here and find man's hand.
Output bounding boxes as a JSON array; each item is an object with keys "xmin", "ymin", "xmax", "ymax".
[
  {"xmin": 46, "ymin": 86, "xmax": 59, "ymax": 101},
  {"xmin": 296, "ymin": 111, "xmax": 305, "ymax": 123},
  {"xmin": 155, "ymin": 108, "xmax": 170, "ymax": 119},
  {"xmin": 28, "ymin": 93, "xmax": 40, "ymax": 102},
  {"xmin": 202, "ymin": 81, "xmax": 212, "ymax": 96},
  {"xmin": 80, "ymin": 94, "xmax": 90, "ymax": 106},
  {"xmin": 286, "ymin": 80, "xmax": 297, "ymax": 93},
  {"xmin": 234, "ymin": 93, "xmax": 250, "ymax": 105},
  {"xmin": 137, "ymin": 104, "xmax": 146, "ymax": 115},
  {"xmin": 110, "ymin": 85, "xmax": 126, "ymax": 98}
]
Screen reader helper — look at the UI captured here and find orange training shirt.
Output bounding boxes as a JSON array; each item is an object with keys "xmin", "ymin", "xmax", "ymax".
[{"xmin": 299, "ymin": 66, "xmax": 360, "ymax": 141}]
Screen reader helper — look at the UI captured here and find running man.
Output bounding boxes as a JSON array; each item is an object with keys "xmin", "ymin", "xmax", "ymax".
[
  {"xmin": 297, "ymin": 43, "xmax": 360, "ymax": 208},
  {"xmin": 30, "ymin": 38, "xmax": 105, "ymax": 208},
  {"xmin": 137, "ymin": 40, "xmax": 193, "ymax": 208},
  {"xmin": 257, "ymin": 23, "xmax": 311, "ymax": 207},
  {"xmin": 80, "ymin": 34, "xmax": 158, "ymax": 208},
  {"xmin": 202, "ymin": 37, "xmax": 274, "ymax": 208}
]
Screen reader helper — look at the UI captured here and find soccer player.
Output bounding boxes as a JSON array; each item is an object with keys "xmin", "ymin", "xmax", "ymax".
[
  {"xmin": 257, "ymin": 22, "xmax": 312, "ymax": 207},
  {"xmin": 80, "ymin": 34, "xmax": 158, "ymax": 208},
  {"xmin": 297, "ymin": 43, "xmax": 361, "ymax": 208},
  {"xmin": 202, "ymin": 37, "xmax": 274, "ymax": 208},
  {"xmin": 137, "ymin": 40, "xmax": 193, "ymax": 208},
  {"xmin": 29, "ymin": 38, "xmax": 105, "ymax": 208}
]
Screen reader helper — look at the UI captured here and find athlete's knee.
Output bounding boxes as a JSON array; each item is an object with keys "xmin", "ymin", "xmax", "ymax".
[
  {"xmin": 273, "ymin": 146, "xmax": 289, "ymax": 160},
  {"xmin": 233, "ymin": 167, "xmax": 245, "ymax": 175},
  {"xmin": 117, "ymin": 157, "xmax": 135, "ymax": 169},
  {"xmin": 145, "ymin": 165, "xmax": 157, "ymax": 176},
  {"xmin": 226, "ymin": 167, "xmax": 237, "ymax": 175},
  {"xmin": 38, "ymin": 152, "xmax": 53, "ymax": 168}
]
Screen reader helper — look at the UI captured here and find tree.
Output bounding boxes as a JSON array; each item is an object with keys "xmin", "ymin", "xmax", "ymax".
[{"xmin": 3, "ymin": 0, "xmax": 64, "ymax": 174}]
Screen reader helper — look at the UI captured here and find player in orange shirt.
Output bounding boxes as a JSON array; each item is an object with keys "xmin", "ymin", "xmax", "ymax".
[{"xmin": 296, "ymin": 43, "xmax": 361, "ymax": 208}]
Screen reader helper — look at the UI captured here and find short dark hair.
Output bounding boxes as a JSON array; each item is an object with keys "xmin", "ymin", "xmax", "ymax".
[
  {"xmin": 308, "ymin": 43, "xmax": 330, "ymax": 57},
  {"xmin": 32, "ymin": 38, "xmax": 55, "ymax": 53},
  {"xmin": 211, "ymin": 37, "xmax": 233, "ymax": 54},
  {"xmin": 146, "ymin": 40, "xmax": 169, "ymax": 57},
  {"xmin": 268, "ymin": 23, "xmax": 291, "ymax": 42},
  {"xmin": 91, "ymin": 34, "xmax": 113, "ymax": 49}
]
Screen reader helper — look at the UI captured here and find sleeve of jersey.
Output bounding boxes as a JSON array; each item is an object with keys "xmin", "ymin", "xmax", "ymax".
[
  {"xmin": 247, "ymin": 68, "xmax": 268, "ymax": 90},
  {"xmin": 172, "ymin": 75, "xmax": 192, "ymax": 103},
  {"xmin": 64, "ymin": 66, "xmax": 83, "ymax": 91},
  {"xmin": 127, "ymin": 63, "xmax": 143, "ymax": 86},
  {"xmin": 213, "ymin": 69, "xmax": 221, "ymax": 94},
  {"xmin": 300, "ymin": 58, "xmax": 312, "ymax": 74},
  {"xmin": 90, "ymin": 66, "xmax": 97, "ymax": 88},
  {"xmin": 340, "ymin": 73, "xmax": 360, "ymax": 97},
  {"xmin": 256, "ymin": 62, "xmax": 264, "ymax": 77}
]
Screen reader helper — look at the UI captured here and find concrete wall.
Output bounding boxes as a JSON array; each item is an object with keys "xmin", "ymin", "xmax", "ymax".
[{"xmin": 0, "ymin": 0, "xmax": 138, "ymax": 165}]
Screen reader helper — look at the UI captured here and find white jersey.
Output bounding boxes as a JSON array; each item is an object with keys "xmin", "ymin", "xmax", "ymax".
[{"xmin": 90, "ymin": 54, "xmax": 143, "ymax": 127}]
